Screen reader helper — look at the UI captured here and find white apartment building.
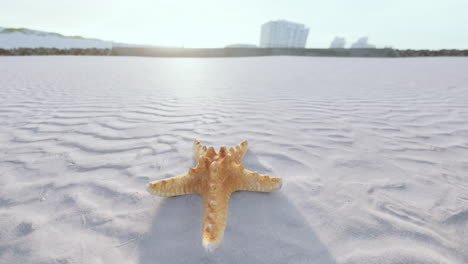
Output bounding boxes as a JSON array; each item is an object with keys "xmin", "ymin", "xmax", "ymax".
[
  {"xmin": 260, "ymin": 20, "xmax": 309, "ymax": 48},
  {"xmin": 330, "ymin": 37, "xmax": 346, "ymax": 48},
  {"xmin": 351, "ymin": 37, "xmax": 376, "ymax": 48}
]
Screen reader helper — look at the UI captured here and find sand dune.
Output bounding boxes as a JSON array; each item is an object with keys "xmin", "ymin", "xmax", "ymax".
[{"xmin": 0, "ymin": 56, "xmax": 467, "ymax": 263}]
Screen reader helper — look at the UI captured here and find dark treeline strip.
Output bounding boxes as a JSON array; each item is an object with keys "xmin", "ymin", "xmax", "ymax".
[
  {"xmin": 397, "ymin": 49, "xmax": 468, "ymax": 57},
  {"xmin": 1, "ymin": 47, "xmax": 468, "ymax": 57},
  {"xmin": 110, "ymin": 47, "xmax": 399, "ymax": 57},
  {"xmin": 0, "ymin": 48, "xmax": 110, "ymax": 56}
]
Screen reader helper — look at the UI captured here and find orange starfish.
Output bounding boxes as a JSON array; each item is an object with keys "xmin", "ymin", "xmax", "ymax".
[{"xmin": 147, "ymin": 139, "xmax": 282, "ymax": 251}]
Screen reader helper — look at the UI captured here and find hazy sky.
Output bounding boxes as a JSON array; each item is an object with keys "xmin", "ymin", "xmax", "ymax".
[{"xmin": 1, "ymin": 0, "xmax": 467, "ymax": 49}]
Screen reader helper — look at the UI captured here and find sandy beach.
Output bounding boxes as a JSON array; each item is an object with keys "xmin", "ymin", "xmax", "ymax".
[{"xmin": 0, "ymin": 56, "xmax": 467, "ymax": 264}]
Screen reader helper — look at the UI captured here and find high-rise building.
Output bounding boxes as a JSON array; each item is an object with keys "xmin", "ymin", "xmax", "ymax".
[
  {"xmin": 329, "ymin": 37, "xmax": 346, "ymax": 49},
  {"xmin": 260, "ymin": 20, "xmax": 309, "ymax": 48},
  {"xmin": 351, "ymin": 37, "xmax": 376, "ymax": 48}
]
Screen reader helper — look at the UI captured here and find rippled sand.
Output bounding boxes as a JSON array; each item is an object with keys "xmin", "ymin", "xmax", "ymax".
[{"xmin": 1, "ymin": 56, "xmax": 467, "ymax": 264}]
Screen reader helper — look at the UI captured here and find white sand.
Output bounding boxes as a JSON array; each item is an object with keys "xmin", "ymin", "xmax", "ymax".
[{"xmin": 0, "ymin": 56, "xmax": 467, "ymax": 264}]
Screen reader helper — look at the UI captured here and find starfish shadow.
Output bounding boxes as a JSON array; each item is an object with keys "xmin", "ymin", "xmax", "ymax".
[{"xmin": 138, "ymin": 192, "xmax": 335, "ymax": 264}]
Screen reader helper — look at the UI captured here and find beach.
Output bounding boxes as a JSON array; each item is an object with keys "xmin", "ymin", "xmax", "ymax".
[{"xmin": 0, "ymin": 56, "xmax": 467, "ymax": 264}]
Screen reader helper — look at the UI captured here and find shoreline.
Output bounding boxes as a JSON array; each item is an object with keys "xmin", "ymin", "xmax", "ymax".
[{"xmin": 1, "ymin": 47, "xmax": 468, "ymax": 57}]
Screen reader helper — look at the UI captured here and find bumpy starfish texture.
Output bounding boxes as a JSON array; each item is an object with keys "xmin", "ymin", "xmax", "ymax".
[{"xmin": 147, "ymin": 139, "xmax": 282, "ymax": 251}]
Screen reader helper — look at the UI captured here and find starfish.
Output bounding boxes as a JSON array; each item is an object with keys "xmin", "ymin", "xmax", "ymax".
[{"xmin": 147, "ymin": 139, "xmax": 282, "ymax": 251}]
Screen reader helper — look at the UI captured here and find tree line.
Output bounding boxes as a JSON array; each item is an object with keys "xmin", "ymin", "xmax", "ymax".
[
  {"xmin": 0, "ymin": 48, "xmax": 110, "ymax": 56},
  {"xmin": 1, "ymin": 47, "xmax": 467, "ymax": 57}
]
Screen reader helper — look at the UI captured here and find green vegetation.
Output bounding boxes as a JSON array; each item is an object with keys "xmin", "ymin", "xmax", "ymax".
[
  {"xmin": 1, "ymin": 28, "xmax": 29, "ymax": 33},
  {"xmin": 1, "ymin": 27, "xmax": 67, "ymax": 38},
  {"xmin": 0, "ymin": 27, "xmax": 102, "ymax": 42},
  {"xmin": 48, "ymin": 32, "xmax": 65, "ymax": 37}
]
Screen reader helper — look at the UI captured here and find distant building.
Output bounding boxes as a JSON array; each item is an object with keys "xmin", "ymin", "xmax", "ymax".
[
  {"xmin": 225, "ymin": 44, "xmax": 257, "ymax": 48},
  {"xmin": 260, "ymin": 20, "xmax": 309, "ymax": 48},
  {"xmin": 351, "ymin": 37, "xmax": 376, "ymax": 48},
  {"xmin": 330, "ymin": 37, "xmax": 346, "ymax": 48}
]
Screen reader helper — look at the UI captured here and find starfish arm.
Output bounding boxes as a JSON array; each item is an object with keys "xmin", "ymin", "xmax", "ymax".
[
  {"xmin": 235, "ymin": 169, "xmax": 282, "ymax": 192},
  {"xmin": 193, "ymin": 139, "xmax": 208, "ymax": 162},
  {"xmin": 201, "ymin": 190, "xmax": 232, "ymax": 251},
  {"xmin": 147, "ymin": 172, "xmax": 199, "ymax": 197},
  {"xmin": 227, "ymin": 140, "xmax": 249, "ymax": 161}
]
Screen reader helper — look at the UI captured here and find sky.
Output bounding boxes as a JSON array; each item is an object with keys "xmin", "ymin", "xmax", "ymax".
[{"xmin": 0, "ymin": 0, "xmax": 467, "ymax": 49}]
